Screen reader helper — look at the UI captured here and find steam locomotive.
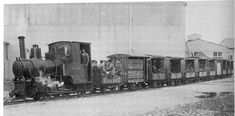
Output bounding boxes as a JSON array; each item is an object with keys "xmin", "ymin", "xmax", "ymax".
[
  {"xmin": 10, "ymin": 36, "xmax": 234, "ymax": 100},
  {"xmin": 11, "ymin": 36, "xmax": 92, "ymax": 99}
]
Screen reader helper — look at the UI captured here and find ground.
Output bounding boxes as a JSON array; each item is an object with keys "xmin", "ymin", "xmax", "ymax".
[{"xmin": 4, "ymin": 78, "xmax": 234, "ymax": 116}]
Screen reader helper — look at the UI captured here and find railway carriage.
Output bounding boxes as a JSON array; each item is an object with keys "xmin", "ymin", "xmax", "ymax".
[
  {"xmin": 101, "ymin": 54, "xmax": 128, "ymax": 91},
  {"xmin": 184, "ymin": 57, "xmax": 197, "ymax": 83},
  {"xmin": 208, "ymin": 59, "xmax": 216, "ymax": 79},
  {"xmin": 147, "ymin": 55, "xmax": 169, "ymax": 87},
  {"xmin": 93, "ymin": 54, "xmax": 149, "ymax": 91},
  {"xmin": 168, "ymin": 57, "xmax": 184, "ymax": 85},
  {"xmin": 197, "ymin": 58, "xmax": 209, "ymax": 81},
  {"xmin": 123, "ymin": 55, "xmax": 149, "ymax": 89},
  {"xmin": 221, "ymin": 59, "xmax": 228, "ymax": 78}
]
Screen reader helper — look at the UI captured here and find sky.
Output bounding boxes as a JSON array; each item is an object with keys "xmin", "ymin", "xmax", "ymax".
[{"xmin": 185, "ymin": 1, "xmax": 234, "ymax": 44}]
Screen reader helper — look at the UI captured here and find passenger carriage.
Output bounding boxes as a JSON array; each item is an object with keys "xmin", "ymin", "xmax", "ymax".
[
  {"xmin": 183, "ymin": 57, "xmax": 197, "ymax": 83},
  {"xmin": 92, "ymin": 54, "xmax": 128, "ymax": 91},
  {"xmin": 96, "ymin": 54, "xmax": 149, "ymax": 90},
  {"xmin": 168, "ymin": 57, "xmax": 184, "ymax": 85},
  {"xmin": 197, "ymin": 58, "xmax": 209, "ymax": 81},
  {"xmin": 208, "ymin": 59, "xmax": 216, "ymax": 79},
  {"xmin": 124, "ymin": 55, "xmax": 149, "ymax": 89},
  {"xmin": 147, "ymin": 55, "xmax": 169, "ymax": 87}
]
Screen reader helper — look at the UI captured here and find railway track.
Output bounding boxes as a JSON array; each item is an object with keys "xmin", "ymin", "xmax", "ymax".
[{"xmin": 4, "ymin": 77, "xmax": 229, "ymax": 106}]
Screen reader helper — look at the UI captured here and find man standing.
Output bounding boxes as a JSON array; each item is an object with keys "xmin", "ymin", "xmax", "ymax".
[{"xmin": 81, "ymin": 49, "xmax": 90, "ymax": 67}]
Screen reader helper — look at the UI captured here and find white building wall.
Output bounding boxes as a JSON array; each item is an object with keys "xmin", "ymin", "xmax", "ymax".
[
  {"xmin": 4, "ymin": 2, "xmax": 186, "ymax": 81},
  {"xmin": 187, "ymin": 39, "xmax": 234, "ymax": 60}
]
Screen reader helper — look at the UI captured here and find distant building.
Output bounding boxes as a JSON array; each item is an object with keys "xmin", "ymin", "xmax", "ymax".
[
  {"xmin": 186, "ymin": 34, "xmax": 234, "ymax": 60},
  {"xmin": 220, "ymin": 38, "xmax": 234, "ymax": 60},
  {"xmin": 220, "ymin": 38, "xmax": 234, "ymax": 49}
]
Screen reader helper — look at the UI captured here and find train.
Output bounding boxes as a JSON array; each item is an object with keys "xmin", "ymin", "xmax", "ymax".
[{"xmin": 10, "ymin": 36, "xmax": 234, "ymax": 100}]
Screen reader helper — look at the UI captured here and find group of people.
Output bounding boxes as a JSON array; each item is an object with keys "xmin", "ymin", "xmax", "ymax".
[
  {"xmin": 92, "ymin": 59, "xmax": 122, "ymax": 78},
  {"xmin": 186, "ymin": 62, "xmax": 194, "ymax": 72}
]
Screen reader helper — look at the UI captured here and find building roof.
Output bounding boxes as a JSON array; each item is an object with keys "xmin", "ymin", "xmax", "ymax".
[
  {"xmin": 220, "ymin": 38, "xmax": 234, "ymax": 49},
  {"xmin": 187, "ymin": 39, "xmax": 230, "ymax": 49},
  {"xmin": 194, "ymin": 52, "xmax": 210, "ymax": 59}
]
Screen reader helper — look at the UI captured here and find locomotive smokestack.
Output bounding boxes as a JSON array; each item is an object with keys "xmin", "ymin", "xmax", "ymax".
[{"xmin": 18, "ymin": 36, "xmax": 26, "ymax": 59}]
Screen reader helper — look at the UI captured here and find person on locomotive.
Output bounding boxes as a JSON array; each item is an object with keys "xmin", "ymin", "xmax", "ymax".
[
  {"xmin": 103, "ymin": 60, "xmax": 115, "ymax": 78},
  {"xmin": 81, "ymin": 49, "xmax": 90, "ymax": 67},
  {"xmin": 98, "ymin": 60, "xmax": 105, "ymax": 67},
  {"xmin": 114, "ymin": 59, "xmax": 122, "ymax": 76},
  {"xmin": 92, "ymin": 60, "xmax": 98, "ymax": 67}
]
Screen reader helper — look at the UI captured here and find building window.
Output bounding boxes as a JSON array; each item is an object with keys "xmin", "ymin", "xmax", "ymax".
[
  {"xmin": 213, "ymin": 52, "xmax": 217, "ymax": 57},
  {"xmin": 218, "ymin": 52, "xmax": 222, "ymax": 56},
  {"xmin": 213, "ymin": 52, "xmax": 223, "ymax": 59}
]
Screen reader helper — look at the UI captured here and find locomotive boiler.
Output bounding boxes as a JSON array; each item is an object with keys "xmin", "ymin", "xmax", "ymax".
[{"xmin": 11, "ymin": 36, "xmax": 92, "ymax": 99}]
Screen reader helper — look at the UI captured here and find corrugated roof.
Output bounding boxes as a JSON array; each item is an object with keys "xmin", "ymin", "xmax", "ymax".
[
  {"xmin": 187, "ymin": 39, "xmax": 230, "ymax": 49},
  {"xmin": 194, "ymin": 52, "xmax": 210, "ymax": 59}
]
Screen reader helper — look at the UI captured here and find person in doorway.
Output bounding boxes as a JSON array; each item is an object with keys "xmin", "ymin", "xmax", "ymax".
[{"xmin": 81, "ymin": 49, "xmax": 90, "ymax": 67}]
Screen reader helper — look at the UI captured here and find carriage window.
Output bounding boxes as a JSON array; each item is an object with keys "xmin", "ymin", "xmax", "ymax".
[
  {"xmin": 186, "ymin": 60, "xmax": 194, "ymax": 72},
  {"xmin": 227, "ymin": 62, "xmax": 231, "ymax": 69},
  {"xmin": 152, "ymin": 58, "xmax": 164, "ymax": 73},
  {"xmin": 199, "ymin": 60, "xmax": 206, "ymax": 71},
  {"xmin": 51, "ymin": 46, "xmax": 57, "ymax": 54},
  {"xmin": 222, "ymin": 61, "xmax": 227, "ymax": 69},
  {"xmin": 57, "ymin": 45, "xmax": 71, "ymax": 57},
  {"xmin": 231, "ymin": 63, "xmax": 234, "ymax": 69},
  {"xmin": 171, "ymin": 59, "xmax": 181, "ymax": 73},
  {"xmin": 209, "ymin": 60, "xmax": 215, "ymax": 71}
]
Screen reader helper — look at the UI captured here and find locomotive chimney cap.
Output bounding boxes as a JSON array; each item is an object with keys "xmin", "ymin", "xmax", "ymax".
[
  {"xmin": 18, "ymin": 36, "xmax": 25, "ymax": 39},
  {"xmin": 33, "ymin": 44, "xmax": 39, "ymax": 47}
]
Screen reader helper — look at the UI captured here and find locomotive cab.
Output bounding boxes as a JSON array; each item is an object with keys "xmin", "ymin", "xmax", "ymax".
[{"xmin": 47, "ymin": 41, "xmax": 92, "ymax": 92}]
